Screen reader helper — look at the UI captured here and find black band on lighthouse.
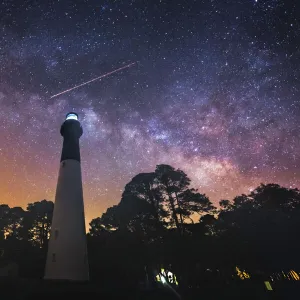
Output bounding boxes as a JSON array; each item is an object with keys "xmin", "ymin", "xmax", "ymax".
[{"xmin": 60, "ymin": 115, "xmax": 83, "ymax": 162}]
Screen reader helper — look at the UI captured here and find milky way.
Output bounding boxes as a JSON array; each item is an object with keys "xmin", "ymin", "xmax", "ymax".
[{"xmin": 1, "ymin": 0, "xmax": 300, "ymax": 225}]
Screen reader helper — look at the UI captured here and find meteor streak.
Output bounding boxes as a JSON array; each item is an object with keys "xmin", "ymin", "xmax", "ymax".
[{"xmin": 50, "ymin": 62, "xmax": 136, "ymax": 99}]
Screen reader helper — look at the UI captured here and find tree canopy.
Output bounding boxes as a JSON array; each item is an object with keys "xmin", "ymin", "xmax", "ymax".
[{"xmin": 1, "ymin": 166, "xmax": 300, "ymax": 289}]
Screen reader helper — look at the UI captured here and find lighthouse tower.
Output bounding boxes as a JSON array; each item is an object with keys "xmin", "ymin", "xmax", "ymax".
[{"xmin": 44, "ymin": 112, "xmax": 89, "ymax": 281}]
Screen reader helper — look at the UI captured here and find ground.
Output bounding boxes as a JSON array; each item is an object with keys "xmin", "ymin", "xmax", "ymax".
[{"xmin": 0, "ymin": 278, "xmax": 299, "ymax": 299}]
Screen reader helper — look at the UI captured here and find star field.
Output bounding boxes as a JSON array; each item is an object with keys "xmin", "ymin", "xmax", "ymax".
[{"xmin": 1, "ymin": 0, "xmax": 300, "ymax": 225}]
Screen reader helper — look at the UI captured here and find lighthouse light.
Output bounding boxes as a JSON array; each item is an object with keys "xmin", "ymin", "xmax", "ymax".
[{"xmin": 66, "ymin": 113, "xmax": 78, "ymax": 121}]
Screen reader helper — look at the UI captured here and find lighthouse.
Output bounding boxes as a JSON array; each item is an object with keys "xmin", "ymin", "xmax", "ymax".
[{"xmin": 44, "ymin": 112, "xmax": 89, "ymax": 281}]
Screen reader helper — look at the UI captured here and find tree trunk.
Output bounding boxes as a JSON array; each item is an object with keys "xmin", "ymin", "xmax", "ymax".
[
  {"xmin": 146, "ymin": 183, "xmax": 166, "ymax": 238},
  {"xmin": 147, "ymin": 184, "xmax": 161, "ymax": 225},
  {"xmin": 41, "ymin": 214, "xmax": 45, "ymax": 248},
  {"xmin": 167, "ymin": 191, "xmax": 181, "ymax": 234},
  {"xmin": 161, "ymin": 179, "xmax": 181, "ymax": 234},
  {"xmin": 175, "ymin": 192, "xmax": 184, "ymax": 230}
]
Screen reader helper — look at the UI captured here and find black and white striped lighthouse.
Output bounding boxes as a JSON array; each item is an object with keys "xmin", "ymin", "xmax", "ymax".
[{"xmin": 44, "ymin": 112, "xmax": 89, "ymax": 281}]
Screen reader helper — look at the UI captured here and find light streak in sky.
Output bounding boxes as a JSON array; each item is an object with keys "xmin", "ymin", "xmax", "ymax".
[{"xmin": 50, "ymin": 62, "xmax": 136, "ymax": 99}]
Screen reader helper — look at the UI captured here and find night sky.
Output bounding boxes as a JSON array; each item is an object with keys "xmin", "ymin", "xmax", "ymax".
[{"xmin": 1, "ymin": 0, "xmax": 300, "ymax": 225}]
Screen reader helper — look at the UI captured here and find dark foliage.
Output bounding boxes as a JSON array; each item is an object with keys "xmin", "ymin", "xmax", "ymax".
[{"xmin": 1, "ymin": 167, "xmax": 300, "ymax": 291}]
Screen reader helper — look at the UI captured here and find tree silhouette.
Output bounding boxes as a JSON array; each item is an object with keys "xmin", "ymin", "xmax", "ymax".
[
  {"xmin": 24, "ymin": 200, "xmax": 54, "ymax": 248},
  {"xmin": 219, "ymin": 199, "xmax": 233, "ymax": 211},
  {"xmin": 2, "ymin": 170, "xmax": 300, "ymax": 288},
  {"xmin": 0, "ymin": 204, "xmax": 11, "ymax": 241},
  {"xmin": 90, "ymin": 193, "xmax": 162, "ymax": 242},
  {"xmin": 123, "ymin": 173, "xmax": 168, "ymax": 228},
  {"xmin": 91, "ymin": 165, "xmax": 215, "ymax": 239},
  {"xmin": 0, "ymin": 200, "xmax": 54, "ymax": 278},
  {"xmin": 250, "ymin": 183, "xmax": 300, "ymax": 211},
  {"xmin": 5, "ymin": 207, "xmax": 25, "ymax": 240},
  {"xmin": 89, "ymin": 216, "xmax": 111, "ymax": 237},
  {"xmin": 155, "ymin": 164, "xmax": 191, "ymax": 233},
  {"xmin": 178, "ymin": 188, "xmax": 215, "ymax": 223},
  {"xmin": 155, "ymin": 164, "xmax": 215, "ymax": 234},
  {"xmin": 217, "ymin": 183, "xmax": 300, "ymax": 274}
]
